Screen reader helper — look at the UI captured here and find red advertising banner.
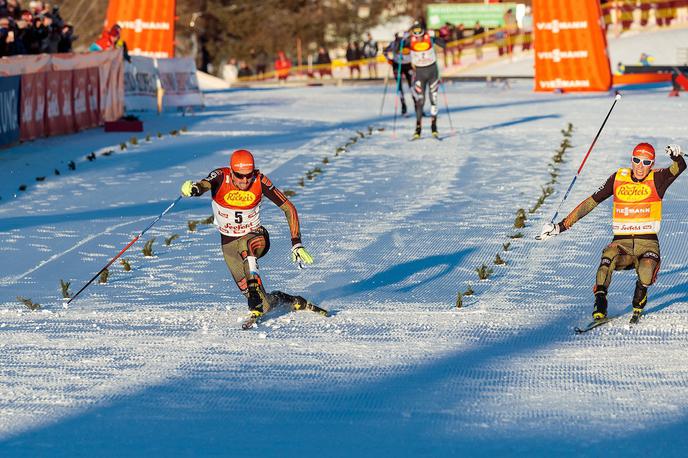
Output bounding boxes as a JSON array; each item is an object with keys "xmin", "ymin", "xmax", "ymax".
[
  {"xmin": 19, "ymin": 72, "xmax": 46, "ymax": 141},
  {"xmin": 533, "ymin": 0, "xmax": 612, "ymax": 92},
  {"xmin": 104, "ymin": 0, "xmax": 176, "ymax": 58},
  {"xmin": 46, "ymin": 70, "xmax": 73, "ymax": 137},
  {"xmin": 0, "ymin": 48, "xmax": 124, "ymax": 143}
]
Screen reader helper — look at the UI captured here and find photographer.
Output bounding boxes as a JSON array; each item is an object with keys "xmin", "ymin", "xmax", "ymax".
[{"xmin": 0, "ymin": 16, "xmax": 18, "ymax": 57}]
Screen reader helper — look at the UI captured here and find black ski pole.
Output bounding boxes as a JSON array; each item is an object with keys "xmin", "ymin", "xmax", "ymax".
[{"xmin": 379, "ymin": 65, "xmax": 391, "ymax": 117}]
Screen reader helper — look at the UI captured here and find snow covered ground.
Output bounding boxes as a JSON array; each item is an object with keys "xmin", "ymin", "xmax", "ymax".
[{"xmin": 1, "ymin": 66, "xmax": 688, "ymax": 456}]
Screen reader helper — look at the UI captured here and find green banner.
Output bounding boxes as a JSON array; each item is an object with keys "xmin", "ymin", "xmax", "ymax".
[{"xmin": 426, "ymin": 3, "xmax": 517, "ymax": 29}]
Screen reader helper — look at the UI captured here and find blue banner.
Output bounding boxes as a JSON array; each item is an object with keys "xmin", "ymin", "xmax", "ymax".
[{"xmin": 0, "ymin": 75, "xmax": 20, "ymax": 146}]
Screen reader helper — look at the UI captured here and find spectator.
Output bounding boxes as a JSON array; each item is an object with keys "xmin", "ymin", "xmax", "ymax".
[
  {"xmin": 90, "ymin": 28, "xmax": 117, "ymax": 52},
  {"xmin": 0, "ymin": 16, "xmax": 17, "ymax": 57},
  {"xmin": 274, "ymin": 50, "xmax": 291, "ymax": 81},
  {"xmin": 237, "ymin": 60, "xmax": 253, "ymax": 78},
  {"xmin": 346, "ymin": 41, "xmax": 360, "ymax": 78},
  {"xmin": 6, "ymin": 0, "xmax": 20, "ymax": 19},
  {"xmin": 454, "ymin": 23, "xmax": 465, "ymax": 65},
  {"xmin": 253, "ymin": 48, "xmax": 268, "ymax": 79},
  {"xmin": 363, "ymin": 32, "xmax": 378, "ymax": 78},
  {"xmin": 315, "ymin": 46, "xmax": 332, "ymax": 78},
  {"xmin": 494, "ymin": 27, "xmax": 506, "ymax": 57},
  {"xmin": 39, "ymin": 13, "xmax": 62, "ymax": 54},
  {"xmin": 521, "ymin": 7, "xmax": 533, "ymax": 51},
  {"xmin": 473, "ymin": 21, "xmax": 485, "ymax": 60},
  {"xmin": 439, "ymin": 22, "xmax": 452, "ymax": 66},
  {"xmin": 503, "ymin": 8, "xmax": 518, "ymax": 55},
  {"xmin": 57, "ymin": 23, "xmax": 76, "ymax": 53},
  {"xmin": 222, "ymin": 57, "xmax": 238, "ymax": 83}
]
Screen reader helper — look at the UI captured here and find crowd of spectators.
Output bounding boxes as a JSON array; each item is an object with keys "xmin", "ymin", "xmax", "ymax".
[{"xmin": 0, "ymin": 0, "xmax": 76, "ymax": 57}]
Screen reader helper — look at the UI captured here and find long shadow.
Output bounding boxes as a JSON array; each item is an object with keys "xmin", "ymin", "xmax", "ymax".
[
  {"xmin": 467, "ymin": 114, "xmax": 561, "ymax": 133},
  {"xmin": 0, "ymin": 199, "xmax": 207, "ymax": 232},
  {"xmin": 316, "ymin": 248, "xmax": 475, "ymax": 301}
]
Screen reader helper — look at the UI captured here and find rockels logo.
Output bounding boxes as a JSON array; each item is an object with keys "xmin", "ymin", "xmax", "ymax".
[
  {"xmin": 412, "ymin": 41, "xmax": 431, "ymax": 52},
  {"xmin": 536, "ymin": 20, "xmax": 588, "ymax": 34},
  {"xmin": 615, "ymin": 183, "xmax": 651, "ymax": 202},
  {"xmin": 537, "ymin": 49, "xmax": 589, "ymax": 63},
  {"xmin": 224, "ymin": 190, "xmax": 256, "ymax": 207}
]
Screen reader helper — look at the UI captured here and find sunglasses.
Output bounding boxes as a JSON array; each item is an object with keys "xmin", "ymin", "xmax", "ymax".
[
  {"xmin": 232, "ymin": 170, "xmax": 254, "ymax": 180},
  {"xmin": 632, "ymin": 157, "xmax": 653, "ymax": 166}
]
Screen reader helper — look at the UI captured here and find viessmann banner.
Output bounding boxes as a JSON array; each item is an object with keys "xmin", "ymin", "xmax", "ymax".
[
  {"xmin": 104, "ymin": 0, "xmax": 176, "ymax": 58},
  {"xmin": 533, "ymin": 0, "xmax": 612, "ymax": 92}
]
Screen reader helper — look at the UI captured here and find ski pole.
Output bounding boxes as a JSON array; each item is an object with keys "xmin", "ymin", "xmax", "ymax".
[
  {"xmin": 379, "ymin": 65, "xmax": 391, "ymax": 117},
  {"xmin": 392, "ymin": 38, "xmax": 405, "ymax": 137},
  {"xmin": 439, "ymin": 79, "xmax": 454, "ymax": 134},
  {"xmin": 546, "ymin": 93, "xmax": 622, "ymax": 226},
  {"xmin": 433, "ymin": 37, "xmax": 455, "ymax": 135},
  {"xmin": 68, "ymin": 195, "xmax": 183, "ymax": 304}
]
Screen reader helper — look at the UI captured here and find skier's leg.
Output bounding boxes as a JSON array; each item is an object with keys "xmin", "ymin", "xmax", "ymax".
[
  {"xmin": 222, "ymin": 230, "xmax": 272, "ymax": 313},
  {"xmin": 413, "ymin": 78, "xmax": 425, "ymax": 125},
  {"xmin": 631, "ymin": 240, "xmax": 660, "ymax": 319},
  {"xmin": 593, "ymin": 240, "xmax": 632, "ymax": 319},
  {"xmin": 595, "ymin": 240, "xmax": 633, "ymax": 290}
]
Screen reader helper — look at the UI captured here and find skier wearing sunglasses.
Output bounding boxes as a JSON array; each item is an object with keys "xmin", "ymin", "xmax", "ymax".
[
  {"xmin": 180, "ymin": 149, "xmax": 321, "ymax": 327},
  {"xmin": 539, "ymin": 143, "xmax": 685, "ymax": 324}
]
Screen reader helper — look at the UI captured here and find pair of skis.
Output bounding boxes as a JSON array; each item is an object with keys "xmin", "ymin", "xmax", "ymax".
[
  {"xmin": 574, "ymin": 311, "xmax": 642, "ymax": 334},
  {"xmin": 241, "ymin": 290, "xmax": 329, "ymax": 330}
]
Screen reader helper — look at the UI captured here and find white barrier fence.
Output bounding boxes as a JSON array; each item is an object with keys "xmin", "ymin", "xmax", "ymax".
[{"xmin": 125, "ymin": 56, "xmax": 204, "ymax": 112}]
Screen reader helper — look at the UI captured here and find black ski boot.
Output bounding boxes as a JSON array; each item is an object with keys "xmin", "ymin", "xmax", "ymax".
[
  {"xmin": 592, "ymin": 288, "xmax": 608, "ymax": 321},
  {"xmin": 401, "ymin": 99, "xmax": 407, "ymax": 116},
  {"xmin": 431, "ymin": 116, "xmax": 438, "ymax": 138},
  {"xmin": 630, "ymin": 281, "xmax": 648, "ymax": 324},
  {"xmin": 413, "ymin": 121, "xmax": 421, "ymax": 140}
]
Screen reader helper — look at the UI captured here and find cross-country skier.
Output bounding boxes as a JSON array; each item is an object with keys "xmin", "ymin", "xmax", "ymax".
[
  {"xmin": 180, "ymin": 149, "xmax": 319, "ymax": 325},
  {"xmin": 539, "ymin": 143, "xmax": 685, "ymax": 324},
  {"xmin": 408, "ymin": 20, "xmax": 446, "ymax": 139},
  {"xmin": 383, "ymin": 32, "xmax": 414, "ymax": 116}
]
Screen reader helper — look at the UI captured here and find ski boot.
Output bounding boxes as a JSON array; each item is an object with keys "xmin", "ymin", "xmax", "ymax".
[
  {"xmin": 431, "ymin": 116, "xmax": 438, "ymax": 138},
  {"xmin": 630, "ymin": 281, "xmax": 648, "ymax": 324},
  {"xmin": 401, "ymin": 99, "xmax": 408, "ymax": 115},
  {"xmin": 413, "ymin": 122, "xmax": 421, "ymax": 140},
  {"xmin": 592, "ymin": 289, "xmax": 608, "ymax": 321}
]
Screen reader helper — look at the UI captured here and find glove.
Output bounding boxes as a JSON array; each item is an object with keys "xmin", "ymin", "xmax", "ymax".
[
  {"xmin": 666, "ymin": 144, "xmax": 683, "ymax": 159},
  {"xmin": 291, "ymin": 243, "xmax": 313, "ymax": 268},
  {"xmin": 181, "ymin": 180, "xmax": 199, "ymax": 197},
  {"xmin": 538, "ymin": 222, "xmax": 560, "ymax": 241}
]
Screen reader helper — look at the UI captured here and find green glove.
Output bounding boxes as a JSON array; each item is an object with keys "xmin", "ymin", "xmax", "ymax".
[
  {"xmin": 181, "ymin": 180, "xmax": 199, "ymax": 197},
  {"xmin": 291, "ymin": 244, "xmax": 313, "ymax": 268}
]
